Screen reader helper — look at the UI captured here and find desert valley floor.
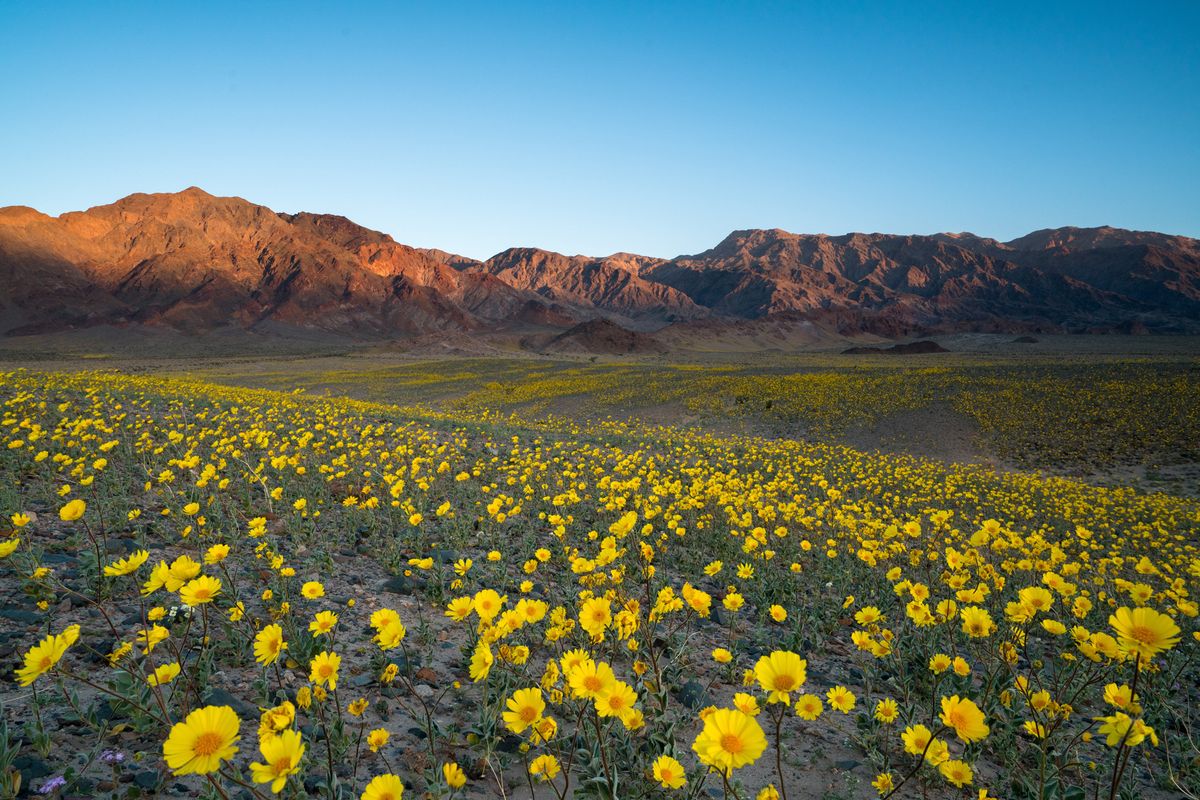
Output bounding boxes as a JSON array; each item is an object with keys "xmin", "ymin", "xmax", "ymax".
[{"xmin": 0, "ymin": 333, "xmax": 1196, "ymax": 800}]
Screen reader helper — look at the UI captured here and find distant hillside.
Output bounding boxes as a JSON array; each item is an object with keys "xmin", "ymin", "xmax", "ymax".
[{"xmin": 1, "ymin": 188, "xmax": 1196, "ymax": 341}]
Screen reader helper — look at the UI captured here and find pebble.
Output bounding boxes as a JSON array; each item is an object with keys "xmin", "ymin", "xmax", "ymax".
[
  {"xmin": 674, "ymin": 680, "xmax": 711, "ymax": 709},
  {"xmin": 134, "ymin": 770, "xmax": 160, "ymax": 789}
]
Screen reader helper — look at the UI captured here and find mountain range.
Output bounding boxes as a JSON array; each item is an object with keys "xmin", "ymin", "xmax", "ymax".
[{"xmin": 1, "ymin": 187, "xmax": 1197, "ymax": 343}]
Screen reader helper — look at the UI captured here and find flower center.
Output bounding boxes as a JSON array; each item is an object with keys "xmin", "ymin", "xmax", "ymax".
[
  {"xmin": 719, "ymin": 734, "xmax": 744, "ymax": 754},
  {"xmin": 773, "ymin": 675, "xmax": 796, "ymax": 691},
  {"xmin": 193, "ymin": 731, "xmax": 224, "ymax": 756},
  {"xmin": 520, "ymin": 706, "xmax": 538, "ymax": 722},
  {"xmin": 273, "ymin": 757, "xmax": 293, "ymax": 773},
  {"xmin": 1129, "ymin": 625, "xmax": 1157, "ymax": 644}
]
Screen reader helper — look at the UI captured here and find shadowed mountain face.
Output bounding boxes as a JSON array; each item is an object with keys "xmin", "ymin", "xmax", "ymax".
[
  {"xmin": 643, "ymin": 228, "xmax": 1200, "ymax": 335},
  {"xmin": 0, "ymin": 189, "xmax": 1197, "ymax": 338},
  {"xmin": 480, "ymin": 248, "xmax": 703, "ymax": 327}
]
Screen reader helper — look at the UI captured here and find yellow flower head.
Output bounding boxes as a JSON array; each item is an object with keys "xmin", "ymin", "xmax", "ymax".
[
  {"xmin": 733, "ymin": 692, "xmax": 761, "ymax": 716},
  {"xmin": 249, "ymin": 728, "xmax": 305, "ymax": 793},
  {"xmin": 259, "ymin": 701, "xmax": 296, "ymax": 736},
  {"xmin": 826, "ymin": 685, "xmax": 856, "ymax": 713},
  {"xmin": 939, "ymin": 759, "xmax": 973, "ymax": 788},
  {"xmin": 309, "ymin": 651, "xmax": 341, "ymax": 690},
  {"xmin": 1109, "ymin": 606, "xmax": 1180, "ymax": 661},
  {"xmin": 442, "ymin": 762, "xmax": 467, "ymax": 789},
  {"xmin": 960, "ymin": 606, "xmax": 995, "ymax": 638},
  {"xmin": 162, "ymin": 705, "xmax": 240, "ymax": 775},
  {"xmin": 754, "ymin": 651, "xmax": 806, "ymax": 704},
  {"xmin": 15, "ymin": 626, "xmax": 77, "ymax": 686},
  {"xmin": 901, "ymin": 724, "xmax": 933, "ymax": 756},
  {"xmin": 138, "ymin": 624, "xmax": 170, "ymax": 654},
  {"xmin": 469, "ymin": 641, "xmax": 494, "ymax": 682},
  {"xmin": 1096, "ymin": 713, "xmax": 1158, "ymax": 748},
  {"xmin": 652, "ymin": 755, "xmax": 687, "ymax": 789},
  {"xmin": 567, "ymin": 659, "xmax": 616, "ymax": 700},
  {"xmin": 58, "ymin": 499, "xmax": 86, "ymax": 522},
  {"xmin": 165, "ymin": 555, "xmax": 202, "ymax": 592},
  {"xmin": 309, "ymin": 610, "xmax": 339, "ymax": 636},
  {"xmin": 104, "ymin": 549, "xmax": 150, "ymax": 576},
  {"xmin": 595, "ymin": 681, "xmax": 638, "ymax": 719},
  {"xmin": 254, "ymin": 624, "xmax": 287, "ymax": 666},
  {"xmin": 179, "ymin": 574, "xmax": 222, "ymax": 606},
  {"xmin": 367, "ymin": 728, "xmax": 390, "ymax": 752},
  {"xmin": 502, "ymin": 687, "xmax": 546, "ymax": 734},
  {"xmin": 148, "ymin": 662, "xmax": 181, "ymax": 686},
  {"xmin": 795, "ymin": 693, "xmax": 824, "ymax": 720},
  {"xmin": 528, "ymin": 754, "xmax": 560, "ymax": 781},
  {"xmin": 691, "ymin": 708, "xmax": 767, "ymax": 775},
  {"xmin": 579, "ymin": 597, "xmax": 612, "ymax": 641},
  {"xmin": 473, "ymin": 589, "xmax": 504, "ymax": 622},
  {"xmin": 204, "ymin": 544, "xmax": 230, "ymax": 565},
  {"xmin": 362, "ymin": 773, "xmax": 405, "ymax": 800},
  {"xmin": 940, "ymin": 695, "xmax": 989, "ymax": 743}
]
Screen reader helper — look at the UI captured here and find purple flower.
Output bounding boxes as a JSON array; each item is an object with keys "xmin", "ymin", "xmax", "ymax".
[
  {"xmin": 37, "ymin": 775, "xmax": 66, "ymax": 795},
  {"xmin": 101, "ymin": 748, "xmax": 126, "ymax": 764}
]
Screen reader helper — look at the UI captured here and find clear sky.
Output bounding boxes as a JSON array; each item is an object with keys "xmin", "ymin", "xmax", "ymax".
[{"xmin": 1, "ymin": 1, "xmax": 1197, "ymax": 260}]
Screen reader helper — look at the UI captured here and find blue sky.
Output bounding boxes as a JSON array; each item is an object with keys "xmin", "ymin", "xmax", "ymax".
[{"xmin": 1, "ymin": 1, "xmax": 1197, "ymax": 259}]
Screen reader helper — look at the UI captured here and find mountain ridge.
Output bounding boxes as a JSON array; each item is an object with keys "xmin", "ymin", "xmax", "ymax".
[{"xmin": 1, "ymin": 188, "xmax": 1197, "ymax": 340}]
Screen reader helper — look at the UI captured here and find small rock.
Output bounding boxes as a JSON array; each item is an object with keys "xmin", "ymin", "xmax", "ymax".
[
  {"xmin": 202, "ymin": 688, "xmax": 255, "ymax": 716},
  {"xmin": 674, "ymin": 680, "xmax": 711, "ymax": 709},
  {"xmin": 430, "ymin": 548, "xmax": 457, "ymax": 564},
  {"xmin": 134, "ymin": 770, "xmax": 160, "ymax": 790},
  {"xmin": 380, "ymin": 576, "xmax": 424, "ymax": 595},
  {"xmin": 15, "ymin": 753, "xmax": 51, "ymax": 792}
]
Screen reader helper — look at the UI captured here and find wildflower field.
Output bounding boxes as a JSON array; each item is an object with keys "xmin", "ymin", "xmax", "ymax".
[
  {"xmin": 0, "ymin": 359, "xmax": 1198, "ymax": 800},
  {"xmin": 195, "ymin": 354, "xmax": 1200, "ymax": 487}
]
